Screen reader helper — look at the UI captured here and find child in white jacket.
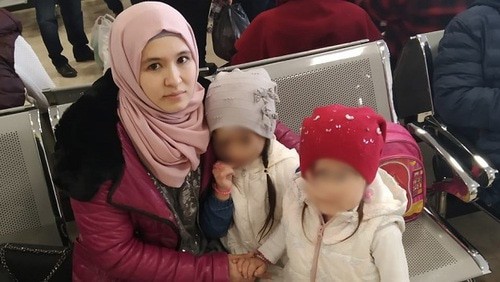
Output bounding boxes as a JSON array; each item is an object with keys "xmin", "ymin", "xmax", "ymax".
[
  {"xmin": 204, "ymin": 68, "xmax": 300, "ymax": 276},
  {"xmin": 235, "ymin": 105, "xmax": 410, "ymax": 281}
]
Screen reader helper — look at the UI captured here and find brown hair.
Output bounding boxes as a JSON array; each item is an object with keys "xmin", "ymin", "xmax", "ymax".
[{"xmin": 258, "ymin": 138, "xmax": 277, "ymax": 241}]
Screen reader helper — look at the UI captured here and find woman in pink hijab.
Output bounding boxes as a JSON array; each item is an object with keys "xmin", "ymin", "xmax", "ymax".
[{"xmin": 53, "ymin": 2, "xmax": 298, "ymax": 281}]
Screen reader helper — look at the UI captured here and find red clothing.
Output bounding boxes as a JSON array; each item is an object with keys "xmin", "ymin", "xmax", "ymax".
[
  {"xmin": 0, "ymin": 9, "xmax": 25, "ymax": 110},
  {"xmin": 57, "ymin": 71, "xmax": 301, "ymax": 281},
  {"xmin": 353, "ymin": 0, "xmax": 468, "ymax": 64},
  {"xmin": 70, "ymin": 125, "xmax": 299, "ymax": 282},
  {"xmin": 231, "ymin": 0, "xmax": 381, "ymax": 65},
  {"xmin": 71, "ymin": 124, "xmax": 228, "ymax": 281}
]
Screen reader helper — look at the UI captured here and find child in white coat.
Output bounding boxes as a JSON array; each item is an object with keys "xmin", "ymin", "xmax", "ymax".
[
  {"xmin": 203, "ymin": 68, "xmax": 300, "ymax": 277},
  {"xmin": 235, "ymin": 105, "xmax": 410, "ymax": 281}
]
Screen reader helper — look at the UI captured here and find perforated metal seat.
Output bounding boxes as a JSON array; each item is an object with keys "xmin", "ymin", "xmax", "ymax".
[
  {"xmin": 222, "ymin": 40, "xmax": 396, "ymax": 133},
  {"xmin": 226, "ymin": 40, "xmax": 490, "ymax": 281},
  {"xmin": 42, "ymin": 84, "xmax": 91, "ymax": 106},
  {"xmin": 0, "ymin": 107, "xmax": 67, "ymax": 246},
  {"xmin": 404, "ymin": 209, "xmax": 489, "ymax": 281}
]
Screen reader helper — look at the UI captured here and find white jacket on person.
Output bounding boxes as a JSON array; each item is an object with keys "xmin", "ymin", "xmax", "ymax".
[
  {"xmin": 259, "ymin": 169, "xmax": 410, "ymax": 282},
  {"xmin": 222, "ymin": 138, "xmax": 299, "ymax": 255}
]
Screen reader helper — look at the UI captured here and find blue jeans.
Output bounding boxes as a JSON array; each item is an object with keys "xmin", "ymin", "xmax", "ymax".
[{"xmin": 34, "ymin": 0, "xmax": 89, "ymax": 67}]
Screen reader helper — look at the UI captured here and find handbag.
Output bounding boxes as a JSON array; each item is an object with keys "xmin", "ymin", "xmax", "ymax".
[
  {"xmin": 0, "ymin": 243, "xmax": 72, "ymax": 282},
  {"xmin": 212, "ymin": 3, "xmax": 250, "ymax": 61},
  {"xmin": 90, "ymin": 14, "xmax": 115, "ymax": 74}
]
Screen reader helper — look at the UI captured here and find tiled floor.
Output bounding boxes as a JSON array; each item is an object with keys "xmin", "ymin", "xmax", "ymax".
[
  {"xmin": 10, "ymin": 1, "xmax": 500, "ymax": 281},
  {"xmin": 11, "ymin": 0, "xmax": 226, "ymax": 89}
]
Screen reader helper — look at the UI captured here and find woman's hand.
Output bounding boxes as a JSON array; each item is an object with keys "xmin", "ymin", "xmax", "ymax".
[
  {"xmin": 229, "ymin": 254, "xmax": 255, "ymax": 282},
  {"xmin": 237, "ymin": 257, "xmax": 268, "ymax": 279},
  {"xmin": 230, "ymin": 252, "xmax": 269, "ymax": 280},
  {"xmin": 213, "ymin": 161, "xmax": 234, "ymax": 201}
]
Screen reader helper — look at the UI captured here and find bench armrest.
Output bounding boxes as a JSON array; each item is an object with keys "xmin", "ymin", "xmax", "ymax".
[
  {"xmin": 422, "ymin": 116, "xmax": 497, "ymax": 188},
  {"xmin": 408, "ymin": 123, "xmax": 480, "ymax": 201}
]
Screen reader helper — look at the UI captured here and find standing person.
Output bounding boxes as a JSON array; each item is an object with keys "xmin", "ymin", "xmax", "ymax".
[
  {"xmin": 131, "ymin": 0, "xmax": 212, "ymax": 67},
  {"xmin": 433, "ymin": 0, "xmax": 500, "ymax": 218},
  {"xmin": 0, "ymin": 8, "xmax": 25, "ymax": 109},
  {"xmin": 234, "ymin": 105, "xmax": 409, "ymax": 281},
  {"xmin": 53, "ymin": 2, "xmax": 298, "ymax": 280},
  {"xmin": 214, "ymin": 0, "xmax": 275, "ymax": 22},
  {"xmin": 201, "ymin": 68, "xmax": 300, "ymax": 279},
  {"xmin": 231, "ymin": 0, "xmax": 381, "ymax": 65},
  {"xmin": 237, "ymin": 0, "xmax": 275, "ymax": 21},
  {"xmin": 103, "ymin": 0, "xmax": 124, "ymax": 15},
  {"xmin": 34, "ymin": 0, "xmax": 94, "ymax": 78},
  {"xmin": 352, "ymin": 0, "xmax": 469, "ymax": 66}
]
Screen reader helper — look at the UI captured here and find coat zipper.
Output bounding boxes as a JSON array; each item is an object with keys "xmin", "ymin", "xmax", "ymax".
[{"xmin": 310, "ymin": 218, "xmax": 326, "ymax": 282}]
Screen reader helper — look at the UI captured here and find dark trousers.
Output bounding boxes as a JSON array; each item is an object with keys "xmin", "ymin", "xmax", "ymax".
[
  {"xmin": 237, "ymin": 0, "xmax": 275, "ymax": 22},
  {"xmin": 131, "ymin": 0, "xmax": 212, "ymax": 66},
  {"xmin": 103, "ymin": 0, "xmax": 124, "ymax": 15},
  {"xmin": 34, "ymin": 0, "xmax": 89, "ymax": 68}
]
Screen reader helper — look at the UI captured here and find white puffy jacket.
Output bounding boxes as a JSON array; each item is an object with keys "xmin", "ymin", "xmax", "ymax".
[
  {"xmin": 222, "ymin": 138, "xmax": 299, "ymax": 255},
  {"xmin": 259, "ymin": 169, "xmax": 410, "ymax": 282}
]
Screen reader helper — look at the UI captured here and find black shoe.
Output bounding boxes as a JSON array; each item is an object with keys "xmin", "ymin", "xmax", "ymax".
[
  {"xmin": 74, "ymin": 46, "xmax": 95, "ymax": 62},
  {"xmin": 56, "ymin": 63, "xmax": 78, "ymax": 78}
]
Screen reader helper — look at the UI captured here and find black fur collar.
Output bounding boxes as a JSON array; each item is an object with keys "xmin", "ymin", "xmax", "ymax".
[{"xmin": 53, "ymin": 70, "xmax": 123, "ymax": 201}]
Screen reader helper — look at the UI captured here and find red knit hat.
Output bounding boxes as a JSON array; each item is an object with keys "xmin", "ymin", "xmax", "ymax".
[{"xmin": 300, "ymin": 105, "xmax": 387, "ymax": 183}]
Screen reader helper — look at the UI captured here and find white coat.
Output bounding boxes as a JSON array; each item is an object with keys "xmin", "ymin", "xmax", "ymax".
[
  {"xmin": 222, "ymin": 138, "xmax": 300, "ymax": 255},
  {"xmin": 259, "ymin": 169, "xmax": 410, "ymax": 282}
]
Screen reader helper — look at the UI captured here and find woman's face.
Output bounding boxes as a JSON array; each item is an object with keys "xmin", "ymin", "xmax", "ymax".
[
  {"xmin": 213, "ymin": 127, "xmax": 266, "ymax": 169},
  {"xmin": 139, "ymin": 35, "xmax": 197, "ymax": 114},
  {"xmin": 305, "ymin": 159, "xmax": 366, "ymax": 216}
]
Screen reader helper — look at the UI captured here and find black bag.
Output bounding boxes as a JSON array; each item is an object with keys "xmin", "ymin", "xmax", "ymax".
[
  {"xmin": 212, "ymin": 3, "xmax": 250, "ymax": 61},
  {"xmin": 0, "ymin": 243, "xmax": 72, "ymax": 282}
]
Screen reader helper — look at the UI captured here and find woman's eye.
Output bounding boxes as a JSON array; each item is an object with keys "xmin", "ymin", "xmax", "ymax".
[
  {"xmin": 178, "ymin": 56, "xmax": 190, "ymax": 64},
  {"xmin": 148, "ymin": 63, "xmax": 161, "ymax": 71}
]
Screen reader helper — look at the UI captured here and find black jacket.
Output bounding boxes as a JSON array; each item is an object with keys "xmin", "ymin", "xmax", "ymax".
[{"xmin": 433, "ymin": 0, "xmax": 500, "ymax": 166}]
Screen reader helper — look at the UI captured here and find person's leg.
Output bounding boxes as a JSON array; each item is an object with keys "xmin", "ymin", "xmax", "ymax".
[
  {"xmin": 184, "ymin": 0, "xmax": 211, "ymax": 67},
  {"xmin": 237, "ymin": 0, "xmax": 272, "ymax": 21},
  {"xmin": 58, "ymin": 0, "xmax": 93, "ymax": 61},
  {"xmin": 33, "ymin": 0, "xmax": 68, "ymax": 68},
  {"xmin": 103, "ymin": 0, "xmax": 124, "ymax": 15}
]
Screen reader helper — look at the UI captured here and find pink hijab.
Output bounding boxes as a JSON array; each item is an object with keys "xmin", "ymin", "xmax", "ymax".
[{"xmin": 109, "ymin": 2, "xmax": 209, "ymax": 188}]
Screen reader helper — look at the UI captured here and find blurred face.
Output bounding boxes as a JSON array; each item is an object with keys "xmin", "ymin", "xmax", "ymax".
[
  {"xmin": 305, "ymin": 159, "xmax": 366, "ymax": 217},
  {"xmin": 213, "ymin": 127, "xmax": 266, "ymax": 169},
  {"xmin": 139, "ymin": 35, "xmax": 197, "ymax": 113}
]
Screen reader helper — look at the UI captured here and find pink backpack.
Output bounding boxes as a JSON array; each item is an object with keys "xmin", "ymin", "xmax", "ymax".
[{"xmin": 380, "ymin": 123, "xmax": 426, "ymax": 222}]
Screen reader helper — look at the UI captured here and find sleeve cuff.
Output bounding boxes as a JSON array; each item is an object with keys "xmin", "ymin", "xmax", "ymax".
[
  {"xmin": 208, "ymin": 192, "xmax": 234, "ymax": 210},
  {"xmin": 257, "ymin": 245, "xmax": 280, "ymax": 265}
]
